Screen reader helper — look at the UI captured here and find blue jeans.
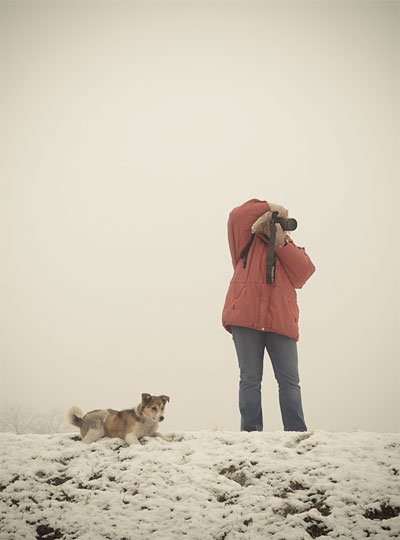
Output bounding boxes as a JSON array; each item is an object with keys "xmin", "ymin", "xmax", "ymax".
[{"xmin": 231, "ymin": 325, "xmax": 307, "ymax": 432}]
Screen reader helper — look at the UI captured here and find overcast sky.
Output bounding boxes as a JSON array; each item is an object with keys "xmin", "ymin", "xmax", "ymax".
[{"xmin": 1, "ymin": 0, "xmax": 399, "ymax": 433}]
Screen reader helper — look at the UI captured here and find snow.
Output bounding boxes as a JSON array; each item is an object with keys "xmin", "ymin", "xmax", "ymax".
[{"xmin": 1, "ymin": 429, "xmax": 399, "ymax": 539}]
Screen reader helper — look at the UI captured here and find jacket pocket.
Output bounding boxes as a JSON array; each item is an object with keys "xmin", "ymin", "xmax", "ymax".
[
  {"xmin": 231, "ymin": 285, "xmax": 247, "ymax": 310},
  {"xmin": 223, "ymin": 281, "xmax": 257, "ymax": 328},
  {"xmin": 287, "ymin": 293, "xmax": 299, "ymax": 324}
]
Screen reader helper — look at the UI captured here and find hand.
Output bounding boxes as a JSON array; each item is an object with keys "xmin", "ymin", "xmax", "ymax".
[
  {"xmin": 252, "ymin": 211, "xmax": 287, "ymax": 245},
  {"xmin": 268, "ymin": 203, "xmax": 288, "ymax": 218}
]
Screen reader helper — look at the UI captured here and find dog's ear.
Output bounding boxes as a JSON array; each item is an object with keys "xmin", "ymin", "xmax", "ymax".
[
  {"xmin": 160, "ymin": 395, "xmax": 170, "ymax": 404},
  {"xmin": 141, "ymin": 393, "xmax": 152, "ymax": 404}
]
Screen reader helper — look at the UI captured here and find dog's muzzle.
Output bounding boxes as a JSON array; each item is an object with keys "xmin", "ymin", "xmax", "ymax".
[{"xmin": 159, "ymin": 416, "xmax": 164, "ymax": 422}]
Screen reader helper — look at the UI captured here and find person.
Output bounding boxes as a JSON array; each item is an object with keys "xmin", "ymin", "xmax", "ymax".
[{"xmin": 222, "ymin": 198, "xmax": 315, "ymax": 432}]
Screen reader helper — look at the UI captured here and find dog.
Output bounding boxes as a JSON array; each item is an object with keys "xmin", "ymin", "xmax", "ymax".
[{"xmin": 67, "ymin": 393, "xmax": 170, "ymax": 445}]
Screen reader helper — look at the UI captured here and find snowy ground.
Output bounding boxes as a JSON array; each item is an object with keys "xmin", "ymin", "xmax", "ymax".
[{"xmin": 0, "ymin": 429, "xmax": 399, "ymax": 540}]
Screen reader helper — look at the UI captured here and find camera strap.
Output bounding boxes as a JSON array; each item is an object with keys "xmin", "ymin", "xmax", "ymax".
[
  {"xmin": 239, "ymin": 233, "xmax": 255, "ymax": 268},
  {"xmin": 239, "ymin": 223, "xmax": 277, "ymax": 283},
  {"xmin": 266, "ymin": 220, "xmax": 277, "ymax": 284}
]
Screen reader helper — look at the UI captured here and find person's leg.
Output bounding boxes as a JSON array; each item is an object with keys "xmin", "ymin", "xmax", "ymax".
[
  {"xmin": 265, "ymin": 332, "xmax": 307, "ymax": 431},
  {"xmin": 231, "ymin": 325, "xmax": 265, "ymax": 431}
]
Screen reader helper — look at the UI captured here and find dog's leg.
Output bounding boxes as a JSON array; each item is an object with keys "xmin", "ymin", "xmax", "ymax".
[
  {"xmin": 153, "ymin": 432, "xmax": 170, "ymax": 442},
  {"xmin": 125, "ymin": 432, "xmax": 140, "ymax": 446},
  {"xmin": 82, "ymin": 429, "xmax": 103, "ymax": 444}
]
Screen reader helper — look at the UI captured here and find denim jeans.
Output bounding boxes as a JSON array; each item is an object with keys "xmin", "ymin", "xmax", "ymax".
[{"xmin": 231, "ymin": 325, "xmax": 307, "ymax": 432}]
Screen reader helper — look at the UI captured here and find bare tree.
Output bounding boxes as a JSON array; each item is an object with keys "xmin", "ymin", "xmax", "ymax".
[
  {"xmin": 0, "ymin": 403, "xmax": 70, "ymax": 434},
  {"xmin": 35, "ymin": 408, "xmax": 70, "ymax": 434},
  {"xmin": 0, "ymin": 402, "xmax": 37, "ymax": 434}
]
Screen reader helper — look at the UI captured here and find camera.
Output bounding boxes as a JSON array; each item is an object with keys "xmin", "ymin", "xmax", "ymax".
[{"xmin": 271, "ymin": 212, "xmax": 297, "ymax": 231}]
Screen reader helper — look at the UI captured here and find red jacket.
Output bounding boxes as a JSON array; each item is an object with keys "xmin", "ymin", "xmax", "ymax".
[{"xmin": 222, "ymin": 199, "xmax": 315, "ymax": 341}]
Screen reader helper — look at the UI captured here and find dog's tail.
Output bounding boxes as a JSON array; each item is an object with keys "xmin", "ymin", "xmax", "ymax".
[{"xmin": 66, "ymin": 406, "xmax": 84, "ymax": 428}]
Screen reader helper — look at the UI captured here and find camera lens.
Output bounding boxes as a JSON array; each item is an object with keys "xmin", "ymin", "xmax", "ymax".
[{"xmin": 285, "ymin": 218, "xmax": 297, "ymax": 231}]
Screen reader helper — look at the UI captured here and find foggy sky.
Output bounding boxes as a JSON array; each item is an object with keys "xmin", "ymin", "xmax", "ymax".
[{"xmin": 1, "ymin": 0, "xmax": 399, "ymax": 433}]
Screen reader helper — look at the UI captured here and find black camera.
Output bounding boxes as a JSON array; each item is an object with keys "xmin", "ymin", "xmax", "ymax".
[{"xmin": 271, "ymin": 212, "xmax": 297, "ymax": 231}]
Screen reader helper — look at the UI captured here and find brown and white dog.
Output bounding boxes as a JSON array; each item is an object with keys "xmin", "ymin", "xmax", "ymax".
[{"xmin": 67, "ymin": 393, "xmax": 170, "ymax": 445}]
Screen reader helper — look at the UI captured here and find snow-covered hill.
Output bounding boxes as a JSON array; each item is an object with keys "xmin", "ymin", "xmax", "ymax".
[{"xmin": 1, "ymin": 430, "xmax": 399, "ymax": 540}]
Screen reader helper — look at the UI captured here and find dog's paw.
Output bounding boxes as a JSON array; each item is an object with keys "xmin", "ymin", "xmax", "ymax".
[
  {"xmin": 152, "ymin": 432, "xmax": 173, "ymax": 443},
  {"xmin": 157, "ymin": 437, "xmax": 170, "ymax": 445}
]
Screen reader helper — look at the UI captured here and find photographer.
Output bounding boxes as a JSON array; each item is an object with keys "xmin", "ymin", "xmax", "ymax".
[{"xmin": 222, "ymin": 199, "xmax": 315, "ymax": 432}]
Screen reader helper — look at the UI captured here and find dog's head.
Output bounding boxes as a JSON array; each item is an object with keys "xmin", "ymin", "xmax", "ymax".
[{"xmin": 140, "ymin": 393, "xmax": 170, "ymax": 423}]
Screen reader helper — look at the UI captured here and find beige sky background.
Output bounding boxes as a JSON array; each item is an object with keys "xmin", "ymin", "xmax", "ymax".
[{"xmin": 1, "ymin": 0, "xmax": 399, "ymax": 433}]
